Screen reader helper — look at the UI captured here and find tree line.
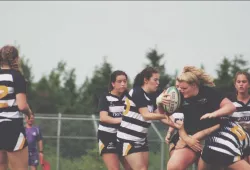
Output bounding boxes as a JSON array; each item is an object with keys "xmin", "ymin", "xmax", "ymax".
[{"xmin": 19, "ymin": 46, "xmax": 249, "ymax": 115}]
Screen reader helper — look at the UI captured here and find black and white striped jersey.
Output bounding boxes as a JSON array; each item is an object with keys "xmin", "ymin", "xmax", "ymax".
[
  {"xmin": 204, "ymin": 120, "xmax": 250, "ymax": 161},
  {"xmin": 117, "ymin": 87, "xmax": 156, "ymax": 142},
  {"xmin": 0, "ymin": 69, "xmax": 26, "ymax": 120},
  {"xmin": 230, "ymin": 99, "xmax": 250, "ymax": 123},
  {"xmin": 98, "ymin": 92, "xmax": 126, "ymax": 133}
]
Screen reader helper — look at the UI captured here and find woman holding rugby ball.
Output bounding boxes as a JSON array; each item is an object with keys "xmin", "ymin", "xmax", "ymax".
[{"xmin": 163, "ymin": 66, "xmax": 250, "ymax": 170}]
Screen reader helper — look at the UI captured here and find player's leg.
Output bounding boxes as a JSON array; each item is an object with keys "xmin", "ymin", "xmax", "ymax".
[
  {"xmin": 0, "ymin": 151, "xmax": 8, "ymax": 170},
  {"xmin": 99, "ymin": 131, "xmax": 121, "ymax": 170},
  {"xmin": 6, "ymin": 119, "xmax": 28, "ymax": 170},
  {"xmin": 28, "ymin": 152, "xmax": 39, "ymax": 170},
  {"xmin": 197, "ymin": 157, "xmax": 224, "ymax": 170},
  {"xmin": 121, "ymin": 140, "xmax": 149, "ymax": 170},
  {"xmin": 227, "ymin": 159, "xmax": 250, "ymax": 170},
  {"xmin": 7, "ymin": 146, "xmax": 28, "ymax": 170},
  {"xmin": 102, "ymin": 153, "xmax": 120, "ymax": 170},
  {"xmin": 125, "ymin": 152, "xmax": 148, "ymax": 170},
  {"xmin": 167, "ymin": 147, "xmax": 199, "ymax": 170},
  {"xmin": 120, "ymin": 156, "xmax": 132, "ymax": 170}
]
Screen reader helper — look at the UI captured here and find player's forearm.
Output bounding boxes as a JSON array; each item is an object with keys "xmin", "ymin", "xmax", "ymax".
[
  {"xmin": 142, "ymin": 113, "xmax": 166, "ymax": 121},
  {"xmin": 192, "ymin": 124, "xmax": 220, "ymax": 140},
  {"xmin": 178, "ymin": 127, "xmax": 190, "ymax": 142},
  {"xmin": 38, "ymin": 140, "xmax": 43, "ymax": 152},
  {"xmin": 100, "ymin": 116, "xmax": 122, "ymax": 124},
  {"xmin": 213, "ymin": 103, "xmax": 236, "ymax": 117}
]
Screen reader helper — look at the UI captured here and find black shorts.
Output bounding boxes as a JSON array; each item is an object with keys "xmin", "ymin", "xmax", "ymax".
[
  {"xmin": 98, "ymin": 130, "xmax": 118, "ymax": 156},
  {"xmin": 201, "ymin": 121, "xmax": 250, "ymax": 166},
  {"xmin": 0, "ymin": 118, "xmax": 28, "ymax": 152},
  {"xmin": 117, "ymin": 138, "xmax": 149, "ymax": 156}
]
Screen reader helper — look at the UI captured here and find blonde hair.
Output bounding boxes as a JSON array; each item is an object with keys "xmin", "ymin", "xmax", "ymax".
[
  {"xmin": 0, "ymin": 45, "xmax": 22, "ymax": 72},
  {"xmin": 177, "ymin": 66, "xmax": 215, "ymax": 87}
]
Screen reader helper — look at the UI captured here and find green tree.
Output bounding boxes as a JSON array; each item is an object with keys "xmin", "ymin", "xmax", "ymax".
[
  {"xmin": 145, "ymin": 48, "xmax": 172, "ymax": 90},
  {"xmin": 215, "ymin": 55, "xmax": 249, "ymax": 94},
  {"xmin": 79, "ymin": 57, "xmax": 113, "ymax": 115},
  {"xmin": 230, "ymin": 54, "xmax": 249, "ymax": 77}
]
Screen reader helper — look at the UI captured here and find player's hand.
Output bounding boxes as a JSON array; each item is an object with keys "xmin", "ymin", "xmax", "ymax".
[
  {"xmin": 185, "ymin": 136, "xmax": 202, "ymax": 152},
  {"xmin": 161, "ymin": 95, "xmax": 171, "ymax": 106},
  {"xmin": 39, "ymin": 152, "xmax": 44, "ymax": 165},
  {"xmin": 156, "ymin": 90, "xmax": 171, "ymax": 106},
  {"xmin": 200, "ymin": 112, "xmax": 217, "ymax": 120},
  {"xmin": 165, "ymin": 131, "xmax": 172, "ymax": 144}
]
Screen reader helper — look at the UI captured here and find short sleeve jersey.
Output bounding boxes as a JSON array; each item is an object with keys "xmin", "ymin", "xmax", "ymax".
[{"xmin": 0, "ymin": 69, "xmax": 26, "ymax": 119}]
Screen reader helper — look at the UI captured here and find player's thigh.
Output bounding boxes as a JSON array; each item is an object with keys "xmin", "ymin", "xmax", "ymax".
[
  {"xmin": 7, "ymin": 146, "xmax": 28, "ymax": 170},
  {"xmin": 227, "ymin": 159, "xmax": 250, "ymax": 170},
  {"xmin": 167, "ymin": 147, "xmax": 199, "ymax": 170},
  {"xmin": 102, "ymin": 153, "xmax": 120, "ymax": 170},
  {"xmin": 0, "ymin": 151, "xmax": 7, "ymax": 170},
  {"xmin": 125, "ymin": 151, "xmax": 148, "ymax": 170}
]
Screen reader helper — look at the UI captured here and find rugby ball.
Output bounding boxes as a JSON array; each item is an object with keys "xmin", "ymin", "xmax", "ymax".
[{"xmin": 157, "ymin": 86, "xmax": 181, "ymax": 114}]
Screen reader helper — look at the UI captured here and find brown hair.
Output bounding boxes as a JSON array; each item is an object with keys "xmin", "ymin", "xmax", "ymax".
[
  {"xmin": 133, "ymin": 67, "xmax": 159, "ymax": 88},
  {"xmin": 234, "ymin": 71, "xmax": 250, "ymax": 84},
  {"xmin": 108, "ymin": 70, "xmax": 128, "ymax": 91},
  {"xmin": 0, "ymin": 45, "xmax": 21, "ymax": 72}
]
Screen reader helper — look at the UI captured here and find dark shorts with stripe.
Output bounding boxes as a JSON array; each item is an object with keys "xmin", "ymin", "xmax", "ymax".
[
  {"xmin": 0, "ymin": 118, "xmax": 28, "ymax": 152},
  {"xmin": 201, "ymin": 121, "xmax": 250, "ymax": 166},
  {"xmin": 98, "ymin": 130, "xmax": 118, "ymax": 156},
  {"xmin": 117, "ymin": 138, "xmax": 149, "ymax": 156},
  {"xmin": 28, "ymin": 151, "xmax": 39, "ymax": 166}
]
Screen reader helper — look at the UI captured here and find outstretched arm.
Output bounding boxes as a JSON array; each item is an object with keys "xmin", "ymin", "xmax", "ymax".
[
  {"xmin": 201, "ymin": 98, "xmax": 236, "ymax": 120},
  {"xmin": 176, "ymin": 123, "xmax": 220, "ymax": 151}
]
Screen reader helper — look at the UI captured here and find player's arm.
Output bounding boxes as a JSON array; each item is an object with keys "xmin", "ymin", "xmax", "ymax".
[
  {"xmin": 177, "ymin": 124, "xmax": 202, "ymax": 152},
  {"xmin": 100, "ymin": 111, "xmax": 122, "ymax": 124},
  {"xmin": 139, "ymin": 107, "xmax": 166, "ymax": 121},
  {"xmin": 132, "ymin": 89, "xmax": 166, "ymax": 121},
  {"xmin": 177, "ymin": 123, "xmax": 220, "ymax": 151},
  {"xmin": 191, "ymin": 124, "xmax": 220, "ymax": 140},
  {"xmin": 165, "ymin": 126, "xmax": 175, "ymax": 144},
  {"xmin": 201, "ymin": 98, "xmax": 236, "ymax": 120},
  {"xmin": 98, "ymin": 95, "xmax": 122, "ymax": 124},
  {"xmin": 37, "ymin": 127, "xmax": 44, "ymax": 165},
  {"xmin": 38, "ymin": 140, "xmax": 44, "ymax": 165},
  {"xmin": 14, "ymin": 72, "xmax": 33, "ymax": 118}
]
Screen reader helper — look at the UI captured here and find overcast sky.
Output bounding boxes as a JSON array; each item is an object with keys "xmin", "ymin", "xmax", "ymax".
[{"xmin": 0, "ymin": 1, "xmax": 249, "ymax": 85}]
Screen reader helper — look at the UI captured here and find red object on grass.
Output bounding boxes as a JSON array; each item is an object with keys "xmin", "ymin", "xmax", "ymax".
[{"xmin": 42, "ymin": 160, "xmax": 51, "ymax": 170}]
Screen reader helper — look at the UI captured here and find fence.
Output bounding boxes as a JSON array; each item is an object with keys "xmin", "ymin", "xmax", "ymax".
[{"xmin": 32, "ymin": 113, "xmax": 196, "ymax": 170}]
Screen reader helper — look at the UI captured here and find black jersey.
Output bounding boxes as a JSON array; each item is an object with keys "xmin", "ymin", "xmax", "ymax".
[{"xmin": 179, "ymin": 86, "xmax": 223, "ymax": 135}]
